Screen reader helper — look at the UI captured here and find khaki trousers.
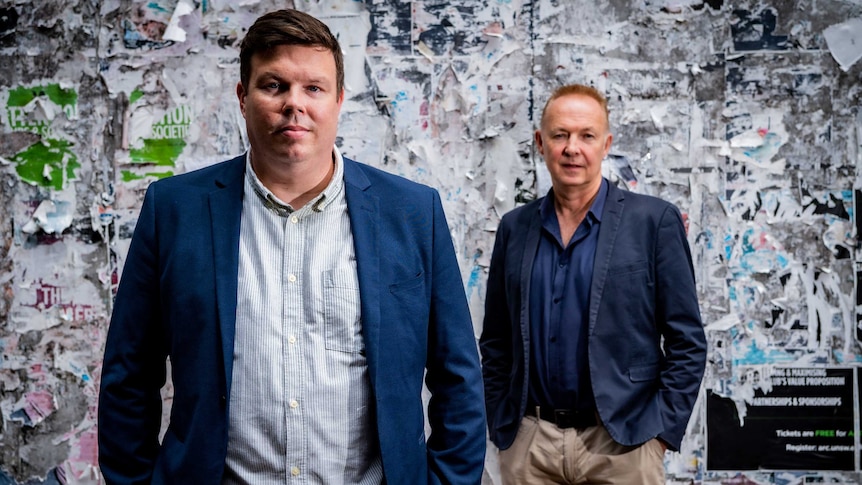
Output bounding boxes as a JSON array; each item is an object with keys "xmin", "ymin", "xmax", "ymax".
[{"xmin": 498, "ymin": 415, "xmax": 666, "ymax": 484}]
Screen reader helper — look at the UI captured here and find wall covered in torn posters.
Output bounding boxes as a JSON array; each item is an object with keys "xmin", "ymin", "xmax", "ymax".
[{"xmin": 0, "ymin": 0, "xmax": 860, "ymax": 483}]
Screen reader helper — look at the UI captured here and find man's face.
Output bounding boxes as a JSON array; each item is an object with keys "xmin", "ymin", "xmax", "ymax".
[
  {"xmin": 535, "ymin": 93, "xmax": 612, "ymax": 194},
  {"xmin": 237, "ymin": 44, "xmax": 344, "ymax": 167}
]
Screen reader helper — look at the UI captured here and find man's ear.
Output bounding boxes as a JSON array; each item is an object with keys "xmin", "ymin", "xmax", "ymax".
[
  {"xmin": 534, "ymin": 130, "xmax": 544, "ymax": 156},
  {"xmin": 602, "ymin": 132, "xmax": 613, "ymax": 158},
  {"xmin": 236, "ymin": 82, "xmax": 247, "ymax": 116}
]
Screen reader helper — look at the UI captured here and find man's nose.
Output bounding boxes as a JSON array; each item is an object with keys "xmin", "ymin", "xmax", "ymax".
[
  {"xmin": 281, "ymin": 88, "xmax": 304, "ymax": 114},
  {"xmin": 563, "ymin": 138, "xmax": 580, "ymax": 155}
]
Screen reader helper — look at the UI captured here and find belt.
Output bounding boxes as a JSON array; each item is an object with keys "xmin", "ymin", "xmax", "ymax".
[{"xmin": 525, "ymin": 406, "xmax": 597, "ymax": 429}]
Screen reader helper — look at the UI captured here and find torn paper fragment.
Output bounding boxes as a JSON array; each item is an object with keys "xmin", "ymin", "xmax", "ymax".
[
  {"xmin": 55, "ymin": 351, "xmax": 93, "ymax": 383},
  {"xmin": 823, "ymin": 17, "xmax": 862, "ymax": 72},
  {"xmin": 485, "ymin": 137, "xmax": 520, "ymax": 217},
  {"xmin": 0, "ymin": 371, "xmax": 21, "ymax": 391},
  {"xmin": 22, "ymin": 199, "xmax": 75, "ymax": 234},
  {"xmin": 606, "ymin": 154, "xmax": 638, "ymax": 190},
  {"xmin": 9, "ymin": 390, "xmax": 57, "ymax": 427},
  {"xmin": 493, "ymin": 179, "xmax": 508, "ymax": 216},
  {"xmin": 163, "ymin": 0, "xmax": 195, "ymax": 42},
  {"xmin": 60, "ymin": 428, "xmax": 100, "ymax": 484},
  {"xmin": 650, "ymin": 104, "xmax": 668, "ymax": 130}
]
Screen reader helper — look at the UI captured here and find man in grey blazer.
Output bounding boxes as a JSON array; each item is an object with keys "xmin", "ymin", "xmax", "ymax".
[
  {"xmin": 480, "ymin": 84, "xmax": 706, "ymax": 484},
  {"xmin": 98, "ymin": 9, "xmax": 485, "ymax": 484}
]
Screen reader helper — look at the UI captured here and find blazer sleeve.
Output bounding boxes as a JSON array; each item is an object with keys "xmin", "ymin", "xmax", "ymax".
[
  {"xmin": 423, "ymin": 190, "xmax": 487, "ymax": 485},
  {"xmin": 654, "ymin": 204, "xmax": 707, "ymax": 451},
  {"xmin": 478, "ymin": 217, "xmax": 514, "ymax": 444},
  {"xmin": 98, "ymin": 184, "xmax": 167, "ymax": 484}
]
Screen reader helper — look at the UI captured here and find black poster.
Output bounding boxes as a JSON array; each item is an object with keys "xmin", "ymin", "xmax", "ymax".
[{"xmin": 707, "ymin": 367, "xmax": 855, "ymax": 471}]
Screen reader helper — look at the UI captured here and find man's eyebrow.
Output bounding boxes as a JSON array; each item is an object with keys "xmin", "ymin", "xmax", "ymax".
[
  {"xmin": 305, "ymin": 77, "xmax": 327, "ymax": 85},
  {"xmin": 254, "ymin": 71, "xmax": 280, "ymax": 80}
]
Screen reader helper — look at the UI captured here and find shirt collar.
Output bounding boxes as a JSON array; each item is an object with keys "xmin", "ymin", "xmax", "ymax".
[{"xmin": 245, "ymin": 147, "xmax": 345, "ymax": 217}]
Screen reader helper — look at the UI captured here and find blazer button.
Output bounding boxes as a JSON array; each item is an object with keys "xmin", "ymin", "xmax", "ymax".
[{"xmin": 220, "ymin": 395, "xmax": 227, "ymax": 407}]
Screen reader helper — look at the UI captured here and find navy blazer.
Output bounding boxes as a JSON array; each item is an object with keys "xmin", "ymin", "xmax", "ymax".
[
  {"xmin": 480, "ymin": 180, "xmax": 706, "ymax": 451},
  {"xmin": 98, "ymin": 155, "xmax": 486, "ymax": 484}
]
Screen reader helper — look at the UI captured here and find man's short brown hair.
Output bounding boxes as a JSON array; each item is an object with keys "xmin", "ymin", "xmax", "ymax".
[
  {"xmin": 239, "ymin": 9, "xmax": 344, "ymax": 94},
  {"xmin": 541, "ymin": 84, "xmax": 609, "ymax": 129}
]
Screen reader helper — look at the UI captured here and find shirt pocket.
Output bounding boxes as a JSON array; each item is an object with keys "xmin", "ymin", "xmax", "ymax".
[{"xmin": 323, "ymin": 269, "xmax": 364, "ymax": 353}]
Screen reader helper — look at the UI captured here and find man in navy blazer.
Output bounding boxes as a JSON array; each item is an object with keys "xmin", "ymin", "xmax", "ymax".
[
  {"xmin": 480, "ymin": 84, "xmax": 706, "ymax": 484},
  {"xmin": 98, "ymin": 9, "xmax": 485, "ymax": 484}
]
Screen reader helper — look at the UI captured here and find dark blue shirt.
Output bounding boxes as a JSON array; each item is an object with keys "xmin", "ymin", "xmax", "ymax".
[{"xmin": 527, "ymin": 179, "xmax": 608, "ymax": 411}]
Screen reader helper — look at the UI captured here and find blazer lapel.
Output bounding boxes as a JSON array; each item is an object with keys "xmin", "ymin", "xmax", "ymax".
[
  {"xmin": 589, "ymin": 182, "xmax": 624, "ymax": 334},
  {"xmin": 342, "ymin": 159, "xmax": 381, "ymax": 382},
  {"xmin": 208, "ymin": 156, "xmax": 245, "ymax": 399}
]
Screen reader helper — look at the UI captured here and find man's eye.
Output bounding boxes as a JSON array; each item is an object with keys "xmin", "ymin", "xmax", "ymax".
[
  {"xmin": 308, "ymin": 86, "xmax": 321, "ymax": 92},
  {"xmin": 265, "ymin": 82, "xmax": 281, "ymax": 90}
]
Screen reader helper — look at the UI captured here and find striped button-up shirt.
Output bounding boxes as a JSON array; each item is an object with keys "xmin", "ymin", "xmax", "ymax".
[{"xmin": 223, "ymin": 148, "xmax": 383, "ymax": 484}]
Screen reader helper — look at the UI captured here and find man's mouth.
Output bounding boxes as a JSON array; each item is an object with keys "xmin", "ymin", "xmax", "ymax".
[{"xmin": 277, "ymin": 125, "xmax": 309, "ymax": 138}]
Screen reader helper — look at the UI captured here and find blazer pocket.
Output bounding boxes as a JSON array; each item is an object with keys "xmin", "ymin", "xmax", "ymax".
[
  {"xmin": 387, "ymin": 271, "xmax": 430, "ymax": 341},
  {"xmin": 629, "ymin": 362, "xmax": 659, "ymax": 382},
  {"xmin": 608, "ymin": 259, "xmax": 648, "ymax": 275},
  {"xmin": 389, "ymin": 271, "xmax": 424, "ymax": 293}
]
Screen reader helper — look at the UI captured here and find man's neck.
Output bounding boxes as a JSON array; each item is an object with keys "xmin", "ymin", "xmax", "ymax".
[
  {"xmin": 552, "ymin": 180, "xmax": 601, "ymax": 218},
  {"xmin": 250, "ymin": 149, "xmax": 335, "ymax": 209},
  {"xmin": 551, "ymin": 180, "xmax": 601, "ymax": 246}
]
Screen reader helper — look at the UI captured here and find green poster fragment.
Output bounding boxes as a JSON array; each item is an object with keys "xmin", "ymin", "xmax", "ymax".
[
  {"xmin": 7, "ymin": 83, "xmax": 77, "ymax": 108},
  {"xmin": 129, "ymin": 138, "xmax": 187, "ymax": 166},
  {"xmin": 126, "ymin": 105, "xmax": 192, "ymax": 168},
  {"xmin": 4, "ymin": 82, "xmax": 80, "ymax": 189},
  {"xmin": 12, "ymin": 139, "xmax": 80, "ymax": 191},
  {"xmin": 129, "ymin": 88, "xmax": 144, "ymax": 105},
  {"xmin": 121, "ymin": 170, "xmax": 174, "ymax": 182}
]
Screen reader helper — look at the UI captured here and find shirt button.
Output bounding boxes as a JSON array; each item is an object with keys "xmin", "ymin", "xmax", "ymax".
[
  {"xmin": 291, "ymin": 215, "xmax": 299, "ymax": 224},
  {"xmin": 288, "ymin": 274, "xmax": 297, "ymax": 283},
  {"xmin": 288, "ymin": 335, "xmax": 297, "ymax": 344},
  {"xmin": 289, "ymin": 399, "xmax": 299, "ymax": 408},
  {"xmin": 291, "ymin": 466, "xmax": 300, "ymax": 476}
]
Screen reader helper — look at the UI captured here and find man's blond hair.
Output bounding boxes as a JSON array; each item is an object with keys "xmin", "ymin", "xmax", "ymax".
[{"xmin": 540, "ymin": 84, "xmax": 609, "ymax": 129}]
